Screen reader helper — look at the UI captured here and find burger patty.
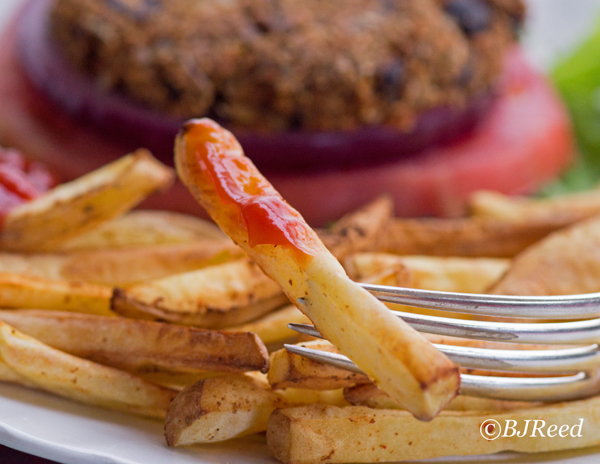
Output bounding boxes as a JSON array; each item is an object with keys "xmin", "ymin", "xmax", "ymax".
[{"xmin": 50, "ymin": 0, "xmax": 524, "ymax": 132}]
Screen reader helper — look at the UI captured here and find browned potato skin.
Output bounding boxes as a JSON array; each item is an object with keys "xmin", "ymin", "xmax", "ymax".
[
  {"xmin": 0, "ymin": 310, "xmax": 269, "ymax": 374},
  {"xmin": 491, "ymin": 215, "xmax": 600, "ymax": 295},
  {"xmin": 112, "ymin": 289, "xmax": 287, "ymax": 328},
  {"xmin": 110, "ymin": 259, "xmax": 288, "ymax": 328},
  {"xmin": 383, "ymin": 217, "xmax": 573, "ymax": 258}
]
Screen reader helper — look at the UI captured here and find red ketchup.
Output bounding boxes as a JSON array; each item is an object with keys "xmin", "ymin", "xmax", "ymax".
[
  {"xmin": 183, "ymin": 120, "xmax": 321, "ymax": 259},
  {"xmin": 0, "ymin": 147, "xmax": 56, "ymax": 223}
]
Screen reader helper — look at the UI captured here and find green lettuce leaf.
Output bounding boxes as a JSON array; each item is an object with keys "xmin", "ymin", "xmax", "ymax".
[{"xmin": 545, "ymin": 16, "xmax": 600, "ymax": 195}]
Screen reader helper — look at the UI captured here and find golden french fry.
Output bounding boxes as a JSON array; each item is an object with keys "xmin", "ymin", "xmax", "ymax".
[
  {"xmin": 165, "ymin": 374, "xmax": 284, "ymax": 446},
  {"xmin": 0, "ymin": 321, "xmax": 176, "ymax": 418},
  {"xmin": 318, "ymin": 196, "xmax": 393, "ymax": 261},
  {"xmin": 61, "ymin": 210, "xmax": 225, "ymax": 250},
  {"xmin": 0, "ymin": 272, "xmax": 113, "ymax": 316},
  {"xmin": 230, "ymin": 304, "xmax": 310, "ymax": 345},
  {"xmin": 111, "ymin": 258, "xmax": 288, "ymax": 327},
  {"xmin": 0, "ymin": 361, "xmax": 34, "ymax": 387},
  {"xmin": 0, "ymin": 240, "xmax": 241, "ymax": 286},
  {"xmin": 361, "ymin": 266, "xmax": 412, "ymax": 287},
  {"xmin": 165, "ymin": 373, "xmax": 348, "ymax": 446},
  {"xmin": 470, "ymin": 188, "xmax": 600, "ymax": 222},
  {"xmin": 0, "ymin": 310, "xmax": 269, "ymax": 374},
  {"xmin": 344, "ymin": 382, "xmax": 540, "ymax": 412},
  {"xmin": 383, "ymin": 216, "xmax": 572, "ymax": 258},
  {"xmin": 346, "ymin": 253, "xmax": 508, "ymax": 294},
  {"xmin": 277, "ymin": 387, "xmax": 348, "ymax": 408},
  {"xmin": 491, "ymin": 215, "xmax": 600, "ymax": 295},
  {"xmin": 268, "ymin": 340, "xmax": 369, "ymax": 390},
  {"xmin": 267, "ymin": 402, "xmax": 600, "ymax": 464},
  {"xmin": 0, "ymin": 151, "xmax": 174, "ymax": 252},
  {"xmin": 175, "ymin": 119, "xmax": 459, "ymax": 420}
]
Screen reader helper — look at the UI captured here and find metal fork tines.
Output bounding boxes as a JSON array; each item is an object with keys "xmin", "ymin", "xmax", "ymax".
[{"xmin": 285, "ymin": 283, "xmax": 600, "ymax": 403}]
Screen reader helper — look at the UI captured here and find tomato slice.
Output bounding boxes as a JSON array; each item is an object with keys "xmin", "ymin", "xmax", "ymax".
[{"xmin": 0, "ymin": 147, "xmax": 56, "ymax": 222}]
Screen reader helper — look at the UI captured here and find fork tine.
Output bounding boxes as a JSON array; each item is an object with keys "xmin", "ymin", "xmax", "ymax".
[
  {"xmin": 292, "ymin": 306, "xmax": 600, "ymax": 345},
  {"xmin": 461, "ymin": 372, "xmax": 600, "ymax": 402},
  {"xmin": 390, "ymin": 310, "xmax": 600, "ymax": 345},
  {"xmin": 359, "ymin": 283, "xmax": 600, "ymax": 320},
  {"xmin": 284, "ymin": 344, "xmax": 600, "ymax": 402},
  {"xmin": 287, "ymin": 324, "xmax": 600, "ymax": 373}
]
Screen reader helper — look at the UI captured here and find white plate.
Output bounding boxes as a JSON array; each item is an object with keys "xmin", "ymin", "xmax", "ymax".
[
  {"xmin": 2, "ymin": 0, "xmax": 600, "ymax": 463},
  {"xmin": 0, "ymin": 383, "xmax": 274, "ymax": 464},
  {"xmin": 1, "ymin": 381, "xmax": 600, "ymax": 464}
]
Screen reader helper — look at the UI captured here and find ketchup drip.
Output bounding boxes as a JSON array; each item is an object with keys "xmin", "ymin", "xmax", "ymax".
[
  {"xmin": 0, "ymin": 148, "xmax": 56, "ymax": 224},
  {"xmin": 183, "ymin": 120, "xmax": 321, "ymax": 258}
]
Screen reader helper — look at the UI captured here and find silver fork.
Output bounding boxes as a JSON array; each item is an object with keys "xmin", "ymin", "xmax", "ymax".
[{"xmin": 285, "ymin": 283, "xmax": 600, "ymax": 403}]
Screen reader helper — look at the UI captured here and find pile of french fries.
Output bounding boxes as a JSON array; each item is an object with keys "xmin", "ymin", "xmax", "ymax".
[{"xmin": 3, "ymin": 144, "xmax": 600, "ymax": 463}]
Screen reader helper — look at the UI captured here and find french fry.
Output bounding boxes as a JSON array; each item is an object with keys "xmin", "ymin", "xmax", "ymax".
[
  {"xmin": 470, "ymin": 187, "xmax": 600, "ymax": 222},
  {"xmin": 344, "ymin": 383, "xmax": 540, "ymax": 412},
  {"xmin": 0, "ymin": 361, "xmax": 34, "ymax": 387},
  {"xmin": 491, "ymin": 215, "xmax": 600, "ymax": 295},
  {"xmin": 0, "ymin": 310, "xmax": 269, "ymax": 374},
  {"xmin": 175, "ymin": 119, "xmax": 459, "ymax": 420},
  {"xmin": 346, "ymin": 253, "xmax": 509, "ymax": 294},
  {"xmin": 165, "ymin": 373, "xmax": 348, "ymax": 446},
  {"xmin": 230, "ymin": 304, "xmax": 310, "ymax": 345},
  {"xmin": 268, "ymin": 340, "xmax": 369, "ymax": 390},
  {"xmin": 111, "ymin": 258, "xmax": 288, "ymax": 327},
  {"xmin": 0, "ymin": 151, "xmax": 174, "ymax": 252},
  {"xmin": 165, "ymin": 374, "xmax": 285, "ymax": 446},
  {"xmin": 277, "ymin": 387, "xmax": 348, "ymax": 408},
  {"xmin": 136, "ymin": 371, "xmax": 224, "ymax": 389},
  {"xmin": 61, "ymin": 210, "xmax": 225, "ymax": 250},
  {"xmin": 318, "ymin": 196, "xmax": 393, "ymax": 261},
  {"xmin": 0, "ymin": 240, "xmax": 241, "ymax": 286},
  {"xmin": 360, "ymin": 265, "xmax": 412, "ymax": 287},
  {"xmin": 0, "ymin": 321, "xmax": 176, "ymax": 419},
  {"xmin": 0, "ymin": 272, "xmax": 113, "ymax": 316},
  {"xmin": 383, "ymin": 216, "xmax": 572, "ymax": 258},
  {"xmin": 267, "ymin": 401, "xmax": 600, "ymax": 464}
]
